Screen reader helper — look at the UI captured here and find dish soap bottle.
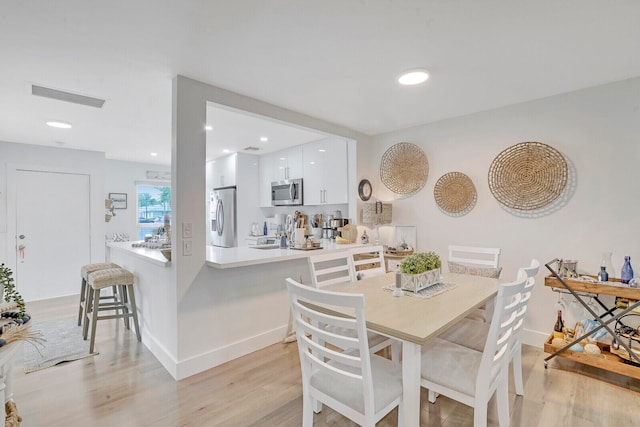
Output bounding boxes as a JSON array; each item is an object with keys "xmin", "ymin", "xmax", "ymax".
[{"xmin": 621, "ymin": 256, "xmax": 634, "ymax": 284}]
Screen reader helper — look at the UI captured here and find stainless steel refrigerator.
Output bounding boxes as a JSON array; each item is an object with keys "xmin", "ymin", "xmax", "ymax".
[{"xmin": 211, "ymin": 186, "xmax": 237, "ymax": 247}]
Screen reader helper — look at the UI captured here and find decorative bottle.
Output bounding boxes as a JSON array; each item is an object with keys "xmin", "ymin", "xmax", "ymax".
[
  {"xmin": 621, "ymin": 256, "xmax": 634, "ymax": 284},
  {"xmin": 597, "ymin": 266, "xmax": 608, "ymax": 282},
  {"xmin": 553, "ymin": 310, "xmax": 564, "ymax": 338},
  {"xmin": 601, "ymin": 252, "xmax": 616, "ymax": 280}
]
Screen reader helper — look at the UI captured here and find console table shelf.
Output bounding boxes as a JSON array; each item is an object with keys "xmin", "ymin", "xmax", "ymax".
[{"xmin": 544, "ymin": 274, "xmax": 640, "ymax": 378}]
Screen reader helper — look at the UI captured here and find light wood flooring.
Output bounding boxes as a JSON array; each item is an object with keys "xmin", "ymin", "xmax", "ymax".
[{"xmin": 9, "ymin": 295, "xmax": 640, "ymax": 427}]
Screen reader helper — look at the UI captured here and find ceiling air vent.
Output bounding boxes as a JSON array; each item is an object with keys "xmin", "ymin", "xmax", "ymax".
[
  {"xmin": 243, "ymin": 146, "xmax": 261, "ymax": 151},
  {"xmin": 31, "ymin": 84, "xmax": 106, "ymax": 108}
]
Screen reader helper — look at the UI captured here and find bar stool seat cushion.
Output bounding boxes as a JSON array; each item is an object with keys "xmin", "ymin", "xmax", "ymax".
[
  {"xmin": 88, "ymin": 268, "xmax": 134, "ymax": 290},
  {"xmin": 81, "ymin": 262, "xmax": 120, "ymax": 280}
]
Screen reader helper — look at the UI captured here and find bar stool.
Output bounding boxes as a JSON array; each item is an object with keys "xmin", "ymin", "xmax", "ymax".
[
  {"xmin": 83, "ymin": 267, "xmax": 141, "ymax": 353},
  {"xmin": 78, "ymin": 262, "xmax": 120, "ymax": 326}
]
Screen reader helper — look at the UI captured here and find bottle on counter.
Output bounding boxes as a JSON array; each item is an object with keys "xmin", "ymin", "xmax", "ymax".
[
  {"xmin": 597, "ymin": 266, "xmax": 609, "ymax": 282},
  {"xmin": 621, "ymin": 256, "xmax": 634, "ymax": 284},
  {"xmin": 553, "ymin": 310, "xmax": 564, "ymax": 338},
  {"xmin": 601, "ymin": 251, "xmax": 616, "ymax": 279},
  {"xmin": 263, "ymin": 221, "xmax": 268, "ymax": 236}
]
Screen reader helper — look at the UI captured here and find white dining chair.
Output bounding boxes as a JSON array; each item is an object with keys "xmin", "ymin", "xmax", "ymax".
[
  {"xmin": 286, "ymin": 278, "xmax": 403, "ymax": 427},
  {"xmin": 440, "ymin": 258, "xmax": 540, "ymax": 396},
  {"xmin": 448, "ymin": 245, "xmax": 502, "ymax": 322},
  {"xmin": 308, "ymin": 251, "xmax": 355, "ymax": 288},
  {"xmin": 420, "ymin": 270, "xmax": 528, "ymax": 427},
  {"xmin": 307, "ymin": 251, "xmax": 396, "ymax": 357},
  {"xmin": 349, "ymin": 245, "xmax": 387, "ymax": 280}
]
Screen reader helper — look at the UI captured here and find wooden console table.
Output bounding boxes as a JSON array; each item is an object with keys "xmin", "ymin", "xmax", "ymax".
[{"xmin": 544, "ymin": 269, "xmax": 640, "ymax": 379}]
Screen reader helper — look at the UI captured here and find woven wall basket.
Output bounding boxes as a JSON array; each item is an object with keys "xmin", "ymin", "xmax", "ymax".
[
  {"xmin": 488, "ymin": 141, "xmax": 568, "ymax": 210},
  {"xmin": 434, "ymin": 172, "xmax": 477, "ymax": 214},
  {"xmin": 380, "ymin": 142, "xmax": 428, "ymax": 195}
]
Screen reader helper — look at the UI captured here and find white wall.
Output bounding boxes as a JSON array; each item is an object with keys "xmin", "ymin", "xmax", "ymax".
[
  {"xmin": 105, "ymin": 160, "xmax": 171, "ymax": 240},
  {"xmin": 366, "ymin": 76, "xmax": 640, "ymax": 346},
  {"xmin": 172, "ymin": 76, "xmax": 370, "ymax": 378}
]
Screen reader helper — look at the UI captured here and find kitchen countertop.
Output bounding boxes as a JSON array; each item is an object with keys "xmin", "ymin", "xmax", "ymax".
[
  {"xmin": 207, "ymin": 240, "xmax": 364, "ymax": 269},
  {"xmin": 107, "ymin": 241, "xmax": 171, "ymax": 267},
  {"xmin": 108, "ymin": 240, "xmax": 369, "ymax": 269}
]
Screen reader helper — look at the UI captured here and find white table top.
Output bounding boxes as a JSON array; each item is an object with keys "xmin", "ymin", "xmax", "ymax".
[{"xmin": 319, "ymin": 271, "xmax": 501, "ymax": 345}]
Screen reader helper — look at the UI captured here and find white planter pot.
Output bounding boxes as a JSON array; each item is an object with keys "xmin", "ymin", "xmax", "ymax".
[{"xmin": 400, "ymin": 268, "xmax": 441, "ymax": 292}]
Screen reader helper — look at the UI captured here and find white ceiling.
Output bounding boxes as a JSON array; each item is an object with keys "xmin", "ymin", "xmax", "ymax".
[{"xmin": 1, "ymin": 1, "xmax": 639, "ymax": 166}]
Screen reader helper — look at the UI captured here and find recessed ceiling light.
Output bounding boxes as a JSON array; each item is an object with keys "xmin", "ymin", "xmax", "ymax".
[
  {"xmin": 46, "ymin": 120, "xmax": 72, "ymax": 129},
  {"xmin": 260, "ymin": 136, "xmax": 268, "ymax": 142},
  {"xmin": 205, "ymin": 125, "xmax": 213, "ymax": 131},
  {"xmin": 318, "ymin": 148, "xmax": 326, "ymax": 153},
  {"xmin": 223, "ymin": 149, "xmax": 230, "ymax": 153},
  {"xmin": 150, "ymin": 152, "xmax": 158, "ymax": 157},
  {"xmin": 398, "ymin": 69, "xmax": 429, "ymax": 86}
]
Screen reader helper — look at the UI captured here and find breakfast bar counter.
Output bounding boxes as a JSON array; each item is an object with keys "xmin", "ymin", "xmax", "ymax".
[{"xmin": 207, "ymin": 240, "xmax": 362, "ymax": 269}]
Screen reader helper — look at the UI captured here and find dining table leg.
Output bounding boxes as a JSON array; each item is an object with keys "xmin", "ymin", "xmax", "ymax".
[{"xmin": 402, "ymin": 340, "xmax": 421, "ymax": 427}]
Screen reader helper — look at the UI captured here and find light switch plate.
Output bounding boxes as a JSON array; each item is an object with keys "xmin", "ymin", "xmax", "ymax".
[
  {"xmin": 182, "ymin": 222, "xmax": 193, "ymax": 238},
  {"xmin": 183, "ymin": 239, "xmax": 193, "ymax": 256}
]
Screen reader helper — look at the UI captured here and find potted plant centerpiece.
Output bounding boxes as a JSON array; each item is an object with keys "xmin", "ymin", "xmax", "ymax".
[{"xmin": 398, "ymin": 251, "xmax": 442, "ymax": 292}]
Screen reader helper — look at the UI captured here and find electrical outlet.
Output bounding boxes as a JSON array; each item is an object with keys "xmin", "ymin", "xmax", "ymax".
[
  {"xmin": 182, "ymin": 222, "xmax": 193, "ymax": 238},
  {"xmin": 183, "ymin": 239, "xmax": 193, "ymax": 256}
]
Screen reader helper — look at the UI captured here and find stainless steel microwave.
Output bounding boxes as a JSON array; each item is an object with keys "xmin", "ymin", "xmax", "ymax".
[{"xmin": 271, "ymin": 179, "xmax": 303, "ymax": 206}]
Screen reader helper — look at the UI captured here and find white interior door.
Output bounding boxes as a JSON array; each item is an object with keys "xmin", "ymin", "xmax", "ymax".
[{"xmin": 15, "ymin": 170, "xmax": 91, "ymax": 301}]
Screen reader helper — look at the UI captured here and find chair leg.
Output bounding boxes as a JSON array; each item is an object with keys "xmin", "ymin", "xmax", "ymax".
[
  {"xmin": 513, "ymin": 343, "xmax": 524, "ymax": 396},
  {"xmin": 89, "ymin": 288, "xmax": 101, "ymax": 353},
  {"xmin": 396, "ymin": 401, "xmax": 404, "ymax": 427},
  {"xmin": 391, "ymin": 341, "xmax": 401, "ymax": 362},
  {"xmin": 473, "ymin": 401, "xmax": 488, "ymax": 427},
  {"xmin": 126, "ymin": 284, "xmax": 141, "ymax": 342},
  {"xmin": 77, "ymin": 278, "xmax": 87, "ymax": 326},
  {"xmin": 302, "ymin": 393, "xmax": 314, "ymax": 427},
  {"xmin": 428, "ymin": 390, "xmax": 437, "ymax": 404},
  {"xmin": 497, "ymin": 375, "xmax": 510, "ymax": 427},
  {"xmin": 83, "ymin": 288, "xmax": 93, "ymax": 340}
]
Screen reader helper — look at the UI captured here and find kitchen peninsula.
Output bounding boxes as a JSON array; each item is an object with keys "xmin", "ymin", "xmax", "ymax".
[{"xmin": 106, "ymin": 239, "xmax": 367, "ymax": 379}]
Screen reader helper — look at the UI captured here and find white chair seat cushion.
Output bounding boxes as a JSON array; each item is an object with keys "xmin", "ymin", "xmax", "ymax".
[
  {"xmin": 440, "ymin": 318, "xmax": 488, "ymax": 352},
  {"xmin": 310, "ymin": 354, "xmax": 402, "ymax": 414},
  {"xmin": 421, "ymin": 337, "xmax": 483, "ymax": 397}
]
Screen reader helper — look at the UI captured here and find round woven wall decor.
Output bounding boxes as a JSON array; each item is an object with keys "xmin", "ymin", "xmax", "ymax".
[
  {"xmin": 434, "ymin": 172, "xmax": 477, "ymax": 214},
  {"xmin": 380, "ymin": 142, "xmax": 428, "ymax": 195},
  {"xmin": 488, "ymin": 141, "xmax": 568, "ymax": 210}
]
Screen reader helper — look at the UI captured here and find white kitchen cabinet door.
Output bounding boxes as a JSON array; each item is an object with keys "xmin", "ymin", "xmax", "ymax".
[
  {"xmin": 302, "ymin": 138, "xmax": 348, "ymax": 205},
  {"xmin": 303, "ymin": 141, "xmax": 324, "ymax": 205},
  {"xmin": 274, "ymin": 146, "xmax": 303, "ymax": 180},
  {"xmin": 322, "ymin": 138, "xmax": 348, "ymax": 204},
  {"xmin": 211, "ymin": 153, "xmax": 237, "ymax": 188}
]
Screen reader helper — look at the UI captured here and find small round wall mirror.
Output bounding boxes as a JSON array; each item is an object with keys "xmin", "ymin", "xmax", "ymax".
[{"xmin": 358, "ymin": 179, "xmax": 372, "ymax": 201}]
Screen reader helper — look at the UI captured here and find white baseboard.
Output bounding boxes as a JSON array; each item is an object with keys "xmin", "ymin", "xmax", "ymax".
[
  {"xmin": 141, "ymin": 330, "xmax": 179, "ymax": 380},
  {"xmin": 522, "ymin": 328, "xmax": 549, "ymax": 348},
  {"xmin": 174, "ymin": 324, "xmax": 290, "ymax": 380}
]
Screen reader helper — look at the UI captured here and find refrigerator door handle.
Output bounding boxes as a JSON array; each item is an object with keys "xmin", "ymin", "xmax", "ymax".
[{"xmin": 216, "ymin": 199, "xmax": 224, "ymax": 236}]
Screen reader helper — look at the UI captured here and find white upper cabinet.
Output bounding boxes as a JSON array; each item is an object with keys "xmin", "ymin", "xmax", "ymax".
[
  {"xmin": 210, "ymin": 153, "xmax": 237, "ymax": 188},
  {"xmin": 274, "ymin": 146, "xmax": 303, "ymax": 181},
  {"xmin": 303, "ymin": 138, "xmax": 348, "ymax": 205},
  {"xmin": 259, "ymin": 146, "xmax": 304, "ymax": 207}
]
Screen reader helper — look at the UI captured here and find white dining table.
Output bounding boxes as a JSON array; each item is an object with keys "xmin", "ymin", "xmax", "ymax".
[{"xmin": 319, "ymin": 271, "xmax": 501, "ymax": 427}]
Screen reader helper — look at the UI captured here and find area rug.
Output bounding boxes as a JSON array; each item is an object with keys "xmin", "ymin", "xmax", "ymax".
[{"xmin": 23, "ymin": 317, "xmax": 97, "ymax": 373}]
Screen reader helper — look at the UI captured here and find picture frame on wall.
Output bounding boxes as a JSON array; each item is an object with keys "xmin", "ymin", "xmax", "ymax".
[
  {"xmin": 109, "ymin": 193, "xmax": 127, "ymax": 209},
  {"xmin": 394, "ymin": 225, "xmax": 416, "ymax": 250}
]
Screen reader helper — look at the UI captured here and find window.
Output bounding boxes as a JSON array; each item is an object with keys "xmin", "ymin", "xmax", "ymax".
[{"xmin": 137, "ymin": 183, "xmax": 172, "ymax": 240}]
